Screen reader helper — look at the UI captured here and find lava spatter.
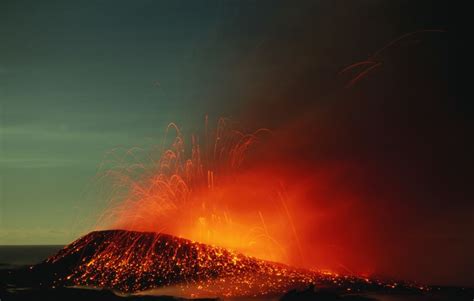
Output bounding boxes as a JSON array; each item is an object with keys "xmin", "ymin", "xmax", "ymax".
[
  {"xmin": 35, "ymin": 230, "xmax": 427, "ymax": 298},
  {"xmin": 41, "ymin": 230, "xmax": 315, "ymax": 296}
]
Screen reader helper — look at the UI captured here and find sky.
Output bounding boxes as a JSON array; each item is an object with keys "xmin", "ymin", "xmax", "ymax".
[
  {"xmin": 0, "ymin": 0, "xmax": 472, "ymax": 286},
  {"xmin": 0, "ymin": 0, "xmax": 278, "ymax": 244}
]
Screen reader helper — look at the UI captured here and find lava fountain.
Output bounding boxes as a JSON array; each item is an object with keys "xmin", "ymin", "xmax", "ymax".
[
  {"xmin": 40, "ymin": 118, "xmax": 319, "ymax": 297},
  {"xmin": 38, "ymin": 118, "xmax": 430, "ymax": 297},
  {"xmin": 94, "ymin": 118, "xmax": 299, "ymax": 264}
]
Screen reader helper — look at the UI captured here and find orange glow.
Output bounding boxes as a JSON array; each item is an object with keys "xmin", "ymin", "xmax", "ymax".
[
  {"xmin": 42, "ymin": 118, "xmax": 435, "ymax": 296},
  {"xmin": 97, "ymin": 119, "xmax": 297, "ymax": 263},
  {"xmin": 93, "ymin": 118, "xmax": 375, "ymax": 273},
  {"xmin": 44, "ymin": 230, "xmax": 425, "ymax": 297},
  {"xmin": 89, "ymin": 116, "xmax": 438, "ymax": 287}
]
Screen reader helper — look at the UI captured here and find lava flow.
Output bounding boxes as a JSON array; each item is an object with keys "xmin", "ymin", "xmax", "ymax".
[
  {"xmin": 38, "ymin": 229, "xmax": 424, "ymax": 298},
  {"xmin": 42, "ymin": 230, "xmax": 314, "ymax": 296}
]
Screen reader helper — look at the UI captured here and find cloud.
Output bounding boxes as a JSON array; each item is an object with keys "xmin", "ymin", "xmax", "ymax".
[
  {"xmin": 0, "ymin": 125, "xmax": 144, "ymax": 168},
  {"xmin": 0, "ymin": 125, "xmax": 111, "ymax": 141},
  {"xmin": 0, "ymin": 227, "xmax": 75, "ymax": 245},
  {"xmin": 0, "ymin": 157, "xmax": 79, "ymax": 168}
]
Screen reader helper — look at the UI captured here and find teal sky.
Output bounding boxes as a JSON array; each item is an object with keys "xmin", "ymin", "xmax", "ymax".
[
  {"xmin": 2, "ymin": 0, "xmax": 347, "ymax": 244},
  {"xmin": 0, "ymin": 0, "xmax": 287, "ymax": 244},
  {"xmin": 0, "ymin": 1, "xmax": 457, "ymax": 247}
]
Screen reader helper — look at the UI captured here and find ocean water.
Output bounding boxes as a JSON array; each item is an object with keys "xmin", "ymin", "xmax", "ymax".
[{"xmin": 0, "ymin": 245, "xmax": 63, "ymax": 268}]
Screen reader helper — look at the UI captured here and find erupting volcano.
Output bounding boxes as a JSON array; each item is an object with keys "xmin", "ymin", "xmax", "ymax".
[
  {"xmin": 1, "ymin": 2, "xmax": 471, "ymax": 301},
  {"xmin": 23, "ymin": 120, "xmax": 433, "ymax": 298}
]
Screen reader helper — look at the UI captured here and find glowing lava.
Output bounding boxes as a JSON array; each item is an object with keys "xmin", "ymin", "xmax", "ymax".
[
  {"xmin": 40, "ymin": 230, "xmax": 426, "ymax": 298},
  {"xmin": 45, "ymin": 230, "xmax": 315, "ymax": 297},
  {"xmin": 95, "ymin": 119, "xmax": 297, "ymax": 263}
]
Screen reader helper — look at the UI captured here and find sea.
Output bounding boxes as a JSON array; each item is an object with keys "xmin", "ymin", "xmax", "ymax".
[{"xmin": 0, "ymin": 245, "xmax": 63, "ymax": 268}]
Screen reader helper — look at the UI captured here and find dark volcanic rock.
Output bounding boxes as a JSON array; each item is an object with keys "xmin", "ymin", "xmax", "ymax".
[
  {"xmin": 0, "ymin": 286, "xmax": 217, "ymax": 301},
  {"xmin": 32, "ymin": 230, "xmax": 315, "ymax": 295},
  {"xmin": 14, "ymin": 230, "xmax": 466, "ymax": 299}
]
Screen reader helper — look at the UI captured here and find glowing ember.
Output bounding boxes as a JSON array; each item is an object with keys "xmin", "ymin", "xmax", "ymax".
[
  {"xmin": 44, "ymin": 230, "xmax": 315, "ymax": 296},
  {"xmin": 37, "ymin": 229, "xmax": 427, "ymax": 298}
]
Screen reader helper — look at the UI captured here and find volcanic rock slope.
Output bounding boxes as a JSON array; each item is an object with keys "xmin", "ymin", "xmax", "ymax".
[{"xmin": 37, "ymin": 230, "xmax": 315, "ymax": 296}]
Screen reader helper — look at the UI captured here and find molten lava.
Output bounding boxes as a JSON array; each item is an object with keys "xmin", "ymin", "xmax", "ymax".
[
  {"xmin": 38, "ymin": 230, "xmax": 427, "ymax": 298},
  {"xmin": 44, "ymin": 230, "xmax": 315, "ymax": 296}
]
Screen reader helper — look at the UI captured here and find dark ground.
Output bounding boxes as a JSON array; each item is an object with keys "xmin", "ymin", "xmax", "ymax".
[
  {"xmin": 1, "ymin": 244, "xmax": 473, "ymax": 301},
  {"xmin": 1, "ymin": 265, "xmax": 472, "ymax": 301}
]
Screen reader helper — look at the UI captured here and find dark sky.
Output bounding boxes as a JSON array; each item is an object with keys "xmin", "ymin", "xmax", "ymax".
[{"xmin": 0, "ymin": 0, "xmax": 471, "ymax": 286}]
